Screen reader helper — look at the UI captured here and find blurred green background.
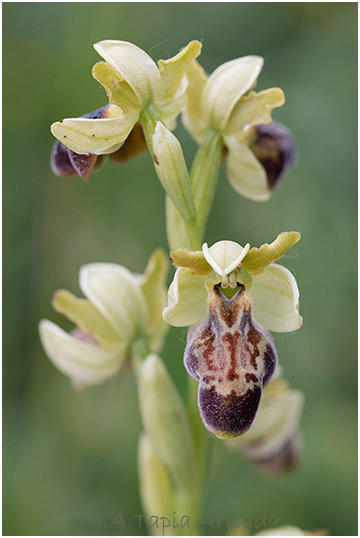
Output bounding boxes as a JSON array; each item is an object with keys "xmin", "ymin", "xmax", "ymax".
[{"xmin": 3, "ymin": 2, "xmax": 357, "ymax": 536}]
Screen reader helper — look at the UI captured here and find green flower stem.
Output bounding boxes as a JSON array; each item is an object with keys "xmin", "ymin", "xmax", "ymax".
[{"xmin": 190, "ymin": 129, "xmax": 222, "ymax": 237}]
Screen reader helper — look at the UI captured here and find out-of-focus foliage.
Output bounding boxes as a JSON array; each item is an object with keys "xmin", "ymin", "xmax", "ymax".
[{"xmin": 3, "ymin": 3, "xmax": 357, "ymax": 536}]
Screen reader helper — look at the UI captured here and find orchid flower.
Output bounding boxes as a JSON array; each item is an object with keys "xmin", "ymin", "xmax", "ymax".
[
  {"xmin": 39, "ymin": 250, "xmax": 168, "ymax": 388},
  {"xmin": 182, "ymin": 57, "xmax": 296, "ymax": 201},
  {"xmin": 163, "ymin": 232, "xmax": 302, "ymax": 438}
]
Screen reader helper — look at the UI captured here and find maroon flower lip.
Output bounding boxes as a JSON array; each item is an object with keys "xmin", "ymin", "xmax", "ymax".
[
  {"xmin": 249, "ymin": 122, "xmax": 297, "ymax": 190},
  {"xmin": 50, "ymin": 106, "xmax": 146, "ymax": 181},
  {"xmin": 184, "ymin": 284, "xmax": 277, "ymax": 438},
  {"xmin": 50, "ymin": 106, "xmax": 110, "ymax": 180}
]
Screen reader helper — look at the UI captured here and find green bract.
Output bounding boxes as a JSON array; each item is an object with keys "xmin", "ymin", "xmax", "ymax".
[
  {"xmin": 182, "ymin": 57, "xmax": 285, "ymax": 201},
  {"xmin": 163, "ymin": 232, "xmax": 302, "ymax": 333},
  {"xmin": 39, "ymin": 249, "xmax": 168, "ymax": 387}
]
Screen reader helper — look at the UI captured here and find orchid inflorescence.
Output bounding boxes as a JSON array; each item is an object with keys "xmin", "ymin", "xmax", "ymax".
[{"xmin": 40, "ymin": 39, "xmax": 309, "ymax": 536}]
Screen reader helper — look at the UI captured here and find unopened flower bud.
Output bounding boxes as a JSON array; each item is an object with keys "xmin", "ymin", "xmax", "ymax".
[
  {"xmin": 249, "ymin": 122, "xmax": 297, "ymax": 190},
  {"xmin": 137, "ymin": 354, "xmax": 198, "ymax": 493}
]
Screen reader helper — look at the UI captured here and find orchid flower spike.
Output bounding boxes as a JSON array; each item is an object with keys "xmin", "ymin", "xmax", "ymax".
[
  {"xmin": 163, "ymin": 232, "xmax": 302, "ymax": 439},
  {"xmin": 183, "ymin": 57, "xmax": 296, "ymax": 201}
]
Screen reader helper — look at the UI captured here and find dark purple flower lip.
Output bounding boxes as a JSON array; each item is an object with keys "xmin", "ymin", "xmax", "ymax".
[
  {"xmin": 50, "ymin": 106, "xmax": 146, "ymax": 180},
  {"xmin": 50, "ymin": 105, "xmax": 111, "ymax": 180},
  {"xmin": 184, "ymin": 284, "xmax": 277, "ymax": 439},
  {"xmin": 249, "ymin": 122, "xmax": 297, "ymax": 190}
]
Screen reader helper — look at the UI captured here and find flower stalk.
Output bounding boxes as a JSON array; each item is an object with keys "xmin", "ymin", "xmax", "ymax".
[{"xmin": 41, "ymin": 38, "xmax": 306, "ymax": 536}]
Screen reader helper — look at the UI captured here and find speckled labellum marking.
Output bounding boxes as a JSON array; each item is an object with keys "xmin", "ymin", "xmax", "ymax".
[{"xmin": 184, "ymin": 284, "xmax": 277, "ymax": 439}]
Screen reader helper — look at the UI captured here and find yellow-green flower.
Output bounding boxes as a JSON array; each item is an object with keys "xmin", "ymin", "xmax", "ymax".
[
  {"xmin": 183, "ymin": 57, "xmax": 294, "ymax": 201},
  {"xmin": 39, "ymin": 250, "xmax": 168, "ymax": 388},
  {"xmin": 163, "ymin": 232, "xmax": 302, "ymax": 439},
  {"xmin": 50, "ymin": 40, "xmax": 202, "ymax": 221}
]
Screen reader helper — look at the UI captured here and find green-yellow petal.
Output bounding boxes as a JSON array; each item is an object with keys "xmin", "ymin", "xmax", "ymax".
[
  {"xmin": 92, "ymin": 61, "xmax": 141, "ymax": 113},
  {"xmin": 251, "ymin": 263, "xmax": 303, "ymax": 332},
  {"xmin": 52, "ymin": 290, "xmax": 120, "ymax": 348},
  {"xmin": 50, "ymin": 110, "xmax": 138, "ymax": 155},
  {"xmin": 170, "ymin": 248, "xmax": 211, "ymax": 275},
  {"xmin": 157, "ymin": 40, "xmax": 202, "ymax": 104},
  {"xmin": 163, "ymin": 267, "xmax": 207, "ymax": 327},
  {"xmin": 243, "ymin": 232, "xmax": 301, "ymax": 275},
  {"xmin": 139, "ymin": 249, "xmax": 169, "ymax": 352},
  {"xmin": 225, "ymin": 88, "xmax": 285, "ymax": 139},
  {"xmin": 225, "ymin": 136, "xmax": 270, "ymax": 201}
]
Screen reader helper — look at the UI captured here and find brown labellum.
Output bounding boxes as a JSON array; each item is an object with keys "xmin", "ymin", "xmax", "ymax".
[
  {"xmin": 51, "ymin": 106, "xmax": 146, "ymax": 180},
  {"xmin": 50, "ymin": 106, "xmax": 111, "ymax": 180},
  {"xmin": 249, "ymin": 122, "xmax": 297, "ymax": 190},
  {"xmin": 184, "ymin": 284, "xmax": 277, "ymax": 439}
]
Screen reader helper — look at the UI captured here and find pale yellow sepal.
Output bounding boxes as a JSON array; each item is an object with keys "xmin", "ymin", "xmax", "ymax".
[
  {"xmin": 243, "ymin": 231, "xmax": 301, "ymax": 275},
  {"xmin": 138, "ymin": 354, "xmax": 198, "ymax": 492},
  {"xmin": 79, "ymin": 263, "xmax": 149, "ymax": 341},
  {"xmin": 157, "ymin": 40, "xmax": 202, "ymax": 104},
  {"xmin": 139, "ymin": 249, "xmax": 169, "ymax": 352},
  {"xmin": 182, "ymin": 60, "xmax": 208, "ymax": 143},
  {"xmin": 138, "ymin": 433, "xmax": 176, "ymax": 536},
  {"xmin": 51, "ymin": 110, "xmax": 138, "ymax": 155},
  {"xmin": 52, "ymin": 290, "xmax": 120, "ymax": 348},
  {"xmin": 39, "ymin": 320, "xmax": 124, "ymax": 386},
  {"xmin": 94, "ymin": 40, "xmax": 161, "ymax": 106},
  {"xmin": 152, "ymin": 121, "xmax": 196, "ymax": 221},
  {"xmin": 225, "ymin": 136, "xmax": 270, "ymax": 201},
  {"xmin": 162, "ymin": 267, "xmax": 208, "ymax": 327},
  {"xmin": 170, "ymin": 248, "xmax": 212, "ymax": 275},
  {"xmin": 225, "ymin": 88, "xmax": 285, "ymax": 140},
  {"xmin": 201, "ymin": 56, "xmax": 264, "ymax": 131},
  {"xmin": 251, "ymin": 263, "xmax": 303, "ymax": 332},
  {"xmin": 202, "ymin": 240, "xmax": 250, "ymax": 277},
  {"xmin": 92, "ymin": 62, "xmax": 141, "ymax": 113}
]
